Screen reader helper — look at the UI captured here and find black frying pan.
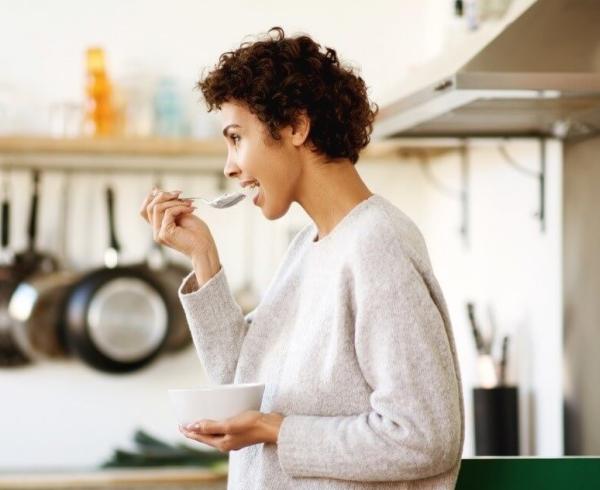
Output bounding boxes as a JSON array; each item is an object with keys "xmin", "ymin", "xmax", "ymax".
[
  {"xmin": 59, "ymin": 185, "xmax": 172, "ymax": 374},
  {"xmin": 0, "ymin": 185, "xmax": 30, "ymax": 366},
  {"xmin": 8, "ymin": 172, "xmax": 80, "ymax": 360},
  {"xmin": 0, "ymin": 170, "xmax": 60, "ymax": 366}
]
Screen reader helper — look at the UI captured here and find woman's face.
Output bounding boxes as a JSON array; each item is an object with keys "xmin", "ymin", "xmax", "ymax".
[{"xmin": 219, "ymin": 101, "xmax": 302, "ymax": 220}]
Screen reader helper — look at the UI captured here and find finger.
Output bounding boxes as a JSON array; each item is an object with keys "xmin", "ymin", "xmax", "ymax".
[
  {"xmin": 190, "ymin": 411, "xmax": 260, "ymax": 435},
  {"xmin": 180, "ymin": 424, "xmax": 257, "ymax": 452},
  {"xmin": 151, "ymin": 199, "xmax": 193, "ymax": 235},
  {"xmin": 157, "ymin": 205, "xmax": 196, "ymax": 244},
  {"xmin": 185, "ymin": 419, "xmax": 228, "ymax": 434},
  {"xmin": 180, "ymin": 427, "xmax": 225, "ymax": 448},
  {"xmin": 152, "ymin": 200, "xmax": 193, "ymax": 240},
  {"xmin": 139, "ymin": 187, "xmax": 166, "ymax": 222},
  {"xmin": 153, "ymin": 198, "xmax": 194, "ymax": 217},
  {"xmin": 138, "ymin": 187, "xmax": 160, "ymax": 222},
  {"xmin": 145, "ymin": 189, "xmax": 183, "ymax": 224}
]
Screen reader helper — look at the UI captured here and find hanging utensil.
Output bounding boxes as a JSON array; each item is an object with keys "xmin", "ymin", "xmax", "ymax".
[
  {"xmin": 0, "ymin": 168, "xmax": 59, "ymax": 365},
  {"xmin": 14, "ymin": 170, "xmax": 60, "ymax": 275},
  {"xmin": 467, "ymin": 302, "xmax": 486, "ymax": 355},
  {"xmin": 8, "ymin": 171, "xmax": 80, "ymax": 360},
  {"xmin": 0, "ymin": 169, "xmax": 30, "ymax": 367},
  {"xmin": 466, "ymin": 302, "xmax": 498, "ymax": 388},
  {"xmin": 499, "ymin": 335, "xmax": 510, "ymax": 386},
  {"xmin": 60, "ymin": 180, "xmax": 171, "ymax": 373}
]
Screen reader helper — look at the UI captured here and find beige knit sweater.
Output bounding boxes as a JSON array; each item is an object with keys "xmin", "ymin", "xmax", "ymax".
[{"xmin": 178, "ymin": 194, "xmax": 464, "ymax": 489}]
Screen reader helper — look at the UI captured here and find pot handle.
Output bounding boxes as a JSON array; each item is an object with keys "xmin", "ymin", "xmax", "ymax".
[{"xmin": 105, "ymin": 186, "xmax": 121, "ymax": 254}]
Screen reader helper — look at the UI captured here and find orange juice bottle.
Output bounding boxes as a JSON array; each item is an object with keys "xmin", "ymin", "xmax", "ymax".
[{"xmin": 85, "ymin": 47, "xmax": 115, "ymax": 136}]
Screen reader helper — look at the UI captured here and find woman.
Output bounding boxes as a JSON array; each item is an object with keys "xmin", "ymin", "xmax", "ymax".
[{"xmin": 141, "ymin": 27, "xmax": 463, "ymax": 489}]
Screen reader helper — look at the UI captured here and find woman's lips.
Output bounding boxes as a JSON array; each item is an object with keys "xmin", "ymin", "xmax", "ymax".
[{"xmin": 248, "ymin": 183, "xmax": 260, "ymax": 205}]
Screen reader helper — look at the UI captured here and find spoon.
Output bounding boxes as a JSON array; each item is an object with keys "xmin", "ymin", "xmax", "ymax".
[{"xmin": 181, "ymin": 186, "xmax": 256, "ymax": 209}]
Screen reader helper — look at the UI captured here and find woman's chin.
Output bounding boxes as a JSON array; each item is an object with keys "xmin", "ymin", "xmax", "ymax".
[{"xmin": 260, "ymin": 198, "xmax": 291, "ymax": 221}]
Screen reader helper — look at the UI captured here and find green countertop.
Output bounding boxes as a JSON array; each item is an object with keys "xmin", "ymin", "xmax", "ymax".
[{"xmin": 456, "ymin": 457, "xmax": 600, "ymax": 490}]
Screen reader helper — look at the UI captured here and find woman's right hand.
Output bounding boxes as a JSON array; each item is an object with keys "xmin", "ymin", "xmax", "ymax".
[{"xmin": 139, "ymin": 188, "xmax": 221, "ymax": 282}]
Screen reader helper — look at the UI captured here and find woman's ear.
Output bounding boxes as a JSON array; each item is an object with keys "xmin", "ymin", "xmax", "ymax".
[{"xmin": 291, "ymin": 111, "xmax": 310, "ymax": 147}]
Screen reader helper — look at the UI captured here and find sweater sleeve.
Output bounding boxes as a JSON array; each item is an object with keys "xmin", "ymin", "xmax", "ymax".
[
  {"xmin": 276, "ymin": 244, "xmax": 462, "ymax": 482},
  {"xmin": 178, "ymin": 266, "xmax": 251, "ymax": 384}
]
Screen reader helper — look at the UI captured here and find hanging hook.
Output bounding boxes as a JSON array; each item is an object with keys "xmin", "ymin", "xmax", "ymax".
[{"xmin": 497, "ymin": 138, "xmax": 546, "ymax": 233}]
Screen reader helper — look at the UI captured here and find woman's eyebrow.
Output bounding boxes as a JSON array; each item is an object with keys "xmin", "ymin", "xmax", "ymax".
[{"xmin": 222, "ymin": 124, "xmax": 242, "ymax": 136}]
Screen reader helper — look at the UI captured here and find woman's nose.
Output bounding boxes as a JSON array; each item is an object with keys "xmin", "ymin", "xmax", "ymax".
[{"xmin": 223, "ymin": 157, "xmax": 241, "ymax": 179}]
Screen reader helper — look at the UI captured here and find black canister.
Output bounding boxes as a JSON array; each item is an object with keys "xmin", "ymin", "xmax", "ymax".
[{"xmin": 473, "ymin": 386, "xmax": 519, "ymax": 455}]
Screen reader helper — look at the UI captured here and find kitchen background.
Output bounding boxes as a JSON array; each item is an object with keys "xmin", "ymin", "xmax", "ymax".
[{"xmin": 0, "ymin": 0, "xmax": 580, "ymax": 471}]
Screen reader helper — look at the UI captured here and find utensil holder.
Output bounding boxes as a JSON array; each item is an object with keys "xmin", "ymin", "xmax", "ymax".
[{"xmin": 473, "ymin": 386, "xmax": 519, "ymax": 455}]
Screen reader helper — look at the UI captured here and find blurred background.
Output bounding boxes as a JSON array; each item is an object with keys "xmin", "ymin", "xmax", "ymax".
[{"xmin": 1, "ymin": 0, "xmax": 599, "ymax": 484}]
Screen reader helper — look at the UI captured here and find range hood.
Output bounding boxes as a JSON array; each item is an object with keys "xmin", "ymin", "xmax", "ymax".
[{"xmin": 374, "ymin": 0, "xmax": 600, "ymax": 140}]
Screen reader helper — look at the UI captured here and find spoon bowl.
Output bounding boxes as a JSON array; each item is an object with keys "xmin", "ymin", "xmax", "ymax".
[{"xmin": 181, "ymin": 186, "xmax": 255, "ymax": 209}]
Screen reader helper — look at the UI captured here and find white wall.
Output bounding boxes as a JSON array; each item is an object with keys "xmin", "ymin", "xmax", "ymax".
[
  {"xmin": 0, "ymin": 0, "xmax": 563, "ymax": 469},
  {"xmin": 410, "ymin": 139, "xmax": 564, "ymax": 456},
  {"xmin": 0, "ymin": 0, "xmax": 449, "ymax": 136},
  {"xmin": 0, "ymin": 139, "xmax": 563, "ymax": 467}
]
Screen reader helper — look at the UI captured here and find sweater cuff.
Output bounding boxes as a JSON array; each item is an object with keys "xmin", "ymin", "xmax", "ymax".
[
  {"xmin": 177, "ymin": 266, "xmax": 242, "ymax": 331},
  {"xmin": 277, "ymin": 415, "xmax": 328, "ymax": 478}
]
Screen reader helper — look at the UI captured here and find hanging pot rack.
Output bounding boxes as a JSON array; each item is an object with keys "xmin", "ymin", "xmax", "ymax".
[{"xmin": 0, "ymin": 135, "xmax": 549, "ymax": 237}]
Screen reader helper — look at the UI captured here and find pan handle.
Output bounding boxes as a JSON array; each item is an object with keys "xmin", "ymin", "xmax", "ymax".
[
  {"xmin": 105, "ymin": 186, "xmax": 121, "ymax": 254},
  {"xmin": 26, "ymin": 170, "xmax": 40, "ymax": 253},
  {"xmin": 1, "ymin": 193, "xmax": 8, "ymax": 250}
]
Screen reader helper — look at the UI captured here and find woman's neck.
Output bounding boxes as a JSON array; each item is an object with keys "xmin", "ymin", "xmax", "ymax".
[{"xmin": 294, "ymin": 158, "xmax": 373, "ymax": 241}]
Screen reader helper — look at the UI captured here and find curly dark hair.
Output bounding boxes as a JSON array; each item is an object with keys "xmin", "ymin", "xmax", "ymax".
[{"xmin": 197, "ymin": 27, "xmax": 378, "ymax": 164}]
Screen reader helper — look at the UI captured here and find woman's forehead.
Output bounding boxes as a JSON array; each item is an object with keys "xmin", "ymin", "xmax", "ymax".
[
  {"xmin": 221, "ymin": 102, "xmax": 272, "ymax": 138},
  {"xmin": 220, "ymin": 100, "xmax": 253, "ymax": 125}
]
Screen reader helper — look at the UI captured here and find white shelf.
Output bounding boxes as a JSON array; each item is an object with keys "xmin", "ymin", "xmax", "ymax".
[{"xmin": 0, "ymin": 136, "xmax": 462, "ymax": 174}]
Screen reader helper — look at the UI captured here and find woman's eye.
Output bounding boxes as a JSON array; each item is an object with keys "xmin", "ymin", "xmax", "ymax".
[{"xmin": 231, "ymin": 135, "xmax": 240, "ymax": 145}]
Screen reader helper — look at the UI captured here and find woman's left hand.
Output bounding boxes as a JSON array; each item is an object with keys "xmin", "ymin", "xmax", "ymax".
[{"xmin": 179, "ymin": 411, "xmax": 284, "ymax": 452}]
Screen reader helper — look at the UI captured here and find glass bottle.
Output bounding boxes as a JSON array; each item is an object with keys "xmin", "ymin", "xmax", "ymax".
[{"xmin": 85, "ymin": 47, "xmax": 116, "ymax": 137}]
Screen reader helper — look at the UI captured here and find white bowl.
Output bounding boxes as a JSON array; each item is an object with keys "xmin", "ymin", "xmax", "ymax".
[{"xmin": 168, "ymin": 382, "xmax": 265, "ymax": 427}]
